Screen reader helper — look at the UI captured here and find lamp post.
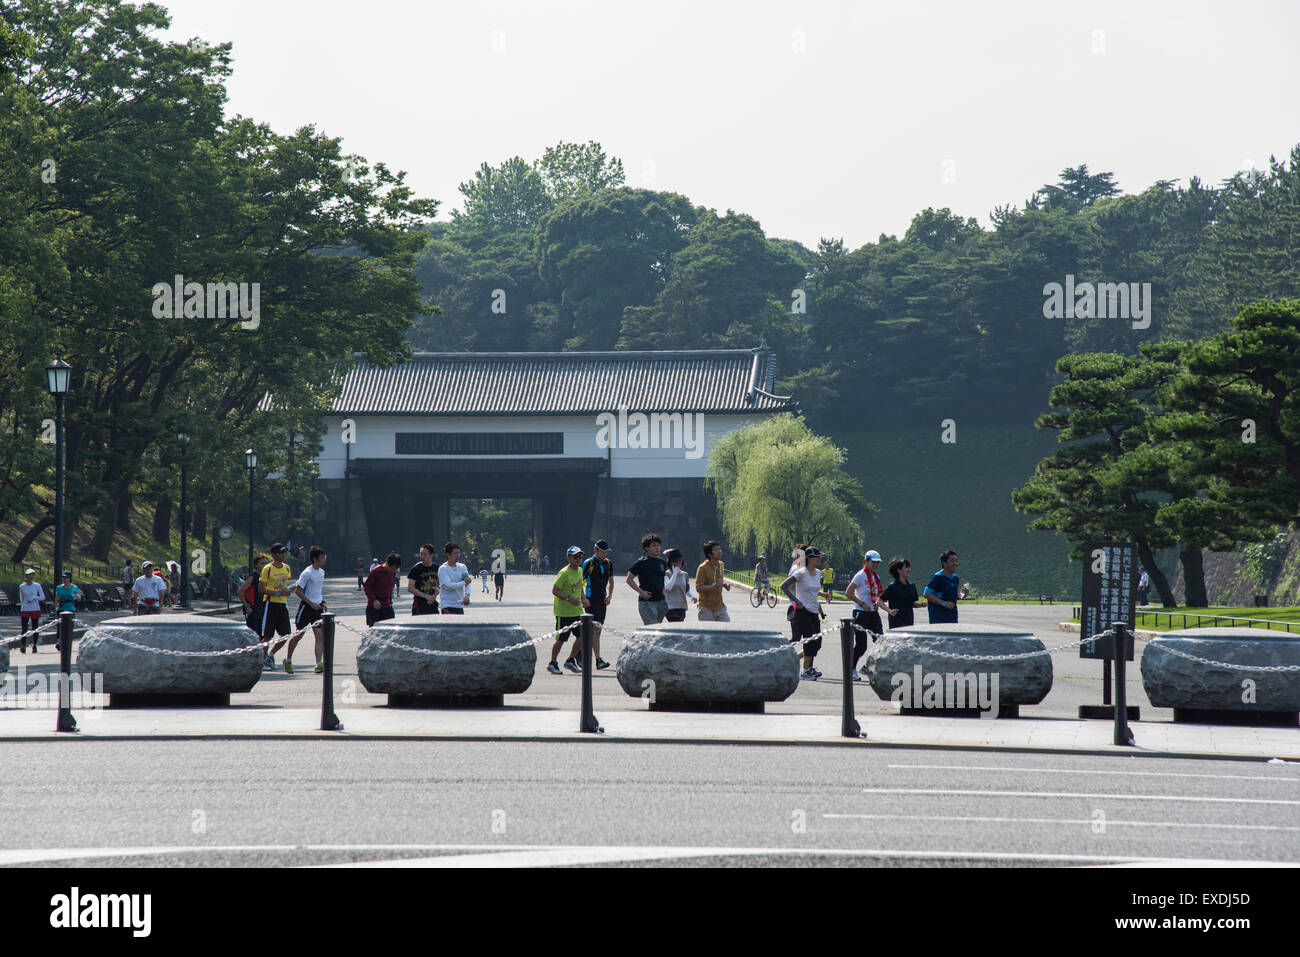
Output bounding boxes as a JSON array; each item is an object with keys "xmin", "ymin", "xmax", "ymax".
[
  {"xmin": 245, "ymin": 449, "xmax": 257, "ymax": 574},
  {"xmin": 178, "ymin": 432, "xmax": 190, "ymax": 609},
  {"xmin": 45, "ymin": 358, "xmax": 74, "ymax": 733}
]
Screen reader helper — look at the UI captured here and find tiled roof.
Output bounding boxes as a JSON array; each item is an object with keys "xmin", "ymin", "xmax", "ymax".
[{"xmin": 331, "ymin": 350, "xmax": 794, "ymax": 416}]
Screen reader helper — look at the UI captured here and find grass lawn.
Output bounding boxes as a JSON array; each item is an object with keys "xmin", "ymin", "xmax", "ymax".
[{"xmin": 1070, "ymin": 606, "xmax": 1300, "ymax": 633}]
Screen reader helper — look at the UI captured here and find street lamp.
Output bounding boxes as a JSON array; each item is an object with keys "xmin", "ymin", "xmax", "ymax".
[
  {"xmin": 178, "ymin": 432, "xmax": 190, "ymax": 609},
  {"xmin": 45, "ymin": 358, "xmax": 74, "ymax": 733},
  {"xmin": 245, "ymin": 449, "xmax": 257, "ymax": 573}
]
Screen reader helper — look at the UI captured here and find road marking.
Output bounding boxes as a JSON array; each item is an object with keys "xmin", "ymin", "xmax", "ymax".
[
  {"xmin": 0, "ymin": 845, "xmax": 297, "ymax": 865},
  {"xmin": 824, "ymin": 813, "xmax": 1300, "ymax": 832},
  {"xmin": 886, "ymin": 764, "xmax": 1299, "ymax": 783},
  {"xmin": 862, "ymin": 787, "xmax": 1300, "ymax": 805},
  {"xmin": 306, "ymin": 844, "xmax": 1296, "ymax": 868}
]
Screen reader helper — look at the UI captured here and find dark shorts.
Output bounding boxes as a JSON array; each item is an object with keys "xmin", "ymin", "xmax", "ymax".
[
  {"xmin": 494, "ymin": 574, "xmax": 504, "ymax": 587},
  {"xmin": 664, "ymin": 608, "xmax": 687, "ymax": 622},
  {"xmin": 791, "ymin": 607, "xmax": 822, "ymax": 658},
  {"xmin": 295, "ymin": 602, "xmax": 323, "ymax": 629},
  {"xmin": 555, "ymin": 615, "xmax": 582, "ymax": 640},
  {"xmin": 587, "ymin": 599, "xmax": 607, "ymax": 623},
  {"xmin": 366, "ymin": 605, "xmax": 395, "ymax": 627},
  {"xmin": 261, "ymin": 602, "xmax": 291, "ymax": 638},
  {"xmin": 412, "ymin": 598, "xmax": 439, "ymax": 615},
  {"xmin": 136, "ymin": 605, "xmax": 160, "ymax": 616},
  {"xmin": 440, "ymin": 607, "xmax": 464, "ymax": 615}
]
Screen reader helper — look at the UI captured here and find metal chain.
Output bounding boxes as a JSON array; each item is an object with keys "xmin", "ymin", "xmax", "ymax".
[
  {"xmin": 85, "ymin": 620, "xmax": 312, "ymax": 658},
  {"xmin": 1145, "ymin": 638, "xmax": 1300, "ymax": 673},
  {"xmin": 341, "ymin": 620, "xmax": 577, "ymax": 657}
]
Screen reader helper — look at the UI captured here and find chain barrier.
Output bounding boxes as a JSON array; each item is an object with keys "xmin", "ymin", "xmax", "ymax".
[
  {"xmin": 592, "ymin": 619, "xmax": 825, "ymax": 659},
  {"xmin": 82, "ymin": 618, "xmax": 315, "ymax": 659},
  {"xmin": 336, "ymin": 619, "xmax": 579, "ymax": 657}
]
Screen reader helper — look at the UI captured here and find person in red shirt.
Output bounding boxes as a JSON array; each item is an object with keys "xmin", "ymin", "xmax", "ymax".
[{"xmin": 364, "ymin": 553, "xmax": 401, "ymax": 626}]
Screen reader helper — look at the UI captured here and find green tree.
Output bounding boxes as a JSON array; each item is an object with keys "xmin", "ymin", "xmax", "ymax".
[
  {"xmin": 536, "ymin": 140, "xmax": 625, "ymax": 202},
  {"xmin": 706, "ymin": 414, "xmax": 869, "ymax": 561}
]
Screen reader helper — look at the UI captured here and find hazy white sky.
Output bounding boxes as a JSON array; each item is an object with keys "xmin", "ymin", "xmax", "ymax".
[{"xmin": 158, "ymin": 0, "xmax": 1298, "ymax": 249}]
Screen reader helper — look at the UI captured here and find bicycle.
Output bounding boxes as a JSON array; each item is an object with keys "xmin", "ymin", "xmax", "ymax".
[{"xmin": 748, "ymin": 581, "xmax": 779, "ymax": 609}]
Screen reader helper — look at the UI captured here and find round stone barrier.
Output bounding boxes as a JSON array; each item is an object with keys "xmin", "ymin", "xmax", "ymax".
[
  {"xmin": 357, "ymin": 619, "xmax": 535, "ymax": 706},
  {"xmin": 76, "ymin": 616, "xmax": 262, "ymax": 706},
  {"xmin": 1140, "ymin": 627, "xmax": 1300, "ymax": 726},
  {"xmin": 615, "ymin": 623, "xmax": 798, "ymax": 713},
  {"xmin": 864, "ymin": 623, "xmax": 1053, "ymax": 717}
]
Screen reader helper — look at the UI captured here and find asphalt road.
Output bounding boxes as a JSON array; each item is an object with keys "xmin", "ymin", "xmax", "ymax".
[
  {"xmin": 11, "ymin": 574, "xmax": 1159, "ymax": 718},
  {"xmin": 2, "ymin": 740, "xmax": 1296, "ymax": 866}
]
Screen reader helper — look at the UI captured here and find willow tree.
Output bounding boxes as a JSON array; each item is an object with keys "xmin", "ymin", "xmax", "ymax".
[{"xmin": 706, "ymin": 414, "xmax": 868, "ymax": 562}]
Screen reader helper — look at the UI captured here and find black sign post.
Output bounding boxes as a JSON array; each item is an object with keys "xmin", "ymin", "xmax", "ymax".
[{"xmin": 1078, "ymin": 540, "xmax": 1141, "ymax": 721}]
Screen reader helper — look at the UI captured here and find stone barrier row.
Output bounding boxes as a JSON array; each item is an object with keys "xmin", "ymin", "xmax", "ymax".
[{"xmin": 7, "ymin": 615, "xmax": 1297, "ymax": 729}]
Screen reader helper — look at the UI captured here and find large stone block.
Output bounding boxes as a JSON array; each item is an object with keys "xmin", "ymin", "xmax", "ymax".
[
  {"xmin": 864, "ymin": 623, "xmax": 1052, "ymax": 713},
  {"xmin": 76, "ymin": 616, "xmax": 262, "ymax": 696},
  {"xmin": 1140, "ymin": 628, "xmax": 1300, "ymax": 720},
  {"xmin": 616, "ymin": 623, "xmax": 798, "ymax": 711},
  {"xmin": 357, "ymin": 619, "xmax": 535, "ymax": 702}
]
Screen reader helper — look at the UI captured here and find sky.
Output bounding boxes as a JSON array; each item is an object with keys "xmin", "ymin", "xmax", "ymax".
[{"xmin": 157, "ymin": 0, "xmax": 1300, "ymax": 250}]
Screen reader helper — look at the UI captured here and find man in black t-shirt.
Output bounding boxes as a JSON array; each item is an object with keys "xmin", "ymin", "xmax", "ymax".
[
  {"xmin": 881, "ymin": 556, "xmax": 923, "ymax": 629},
  {"xmin": 625, "ymin": 533, "xmax": 668, "ymax": 624},
  {"xmin": 407, "ymin": 543, "xmax": 440, "ymax": 615},
  {"xmin": 581, "ymin": 539, "xmax": 615, "ymax": 669}
]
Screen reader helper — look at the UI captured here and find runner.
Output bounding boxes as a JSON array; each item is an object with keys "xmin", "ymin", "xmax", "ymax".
[
  {"xmin": 845, "ymin": 550, "xmax": 885, "ymax": 681},
  {"xmin": 257, "ymin": 543, "xmax": 295, "ymax": 667},
  {"xmin": 625, "ymin": 533, "xmax": 669, "ymax": 624},
  {"xmin": 406, "ymin": 544, "xmax": 440, "ymax": 615},
  {"xmin": 240, "ymin": 554, "xmax": 271, "ymax": 666},
  {"xmin": 277, "ymin": 545, "xmax": 327, "ymax": 674},
  {"xmin": 365, "ymin": 553, "xmax": 401, "ymax": 626},
  {"xmin": 663, "ymin": 548, "xmax": 695, "ymax": 621},
  {"xmin": 131, "ymin": 561, "xmax": 167, "ymax": 617},
  {"xmin": 437, "ymin": 542, "xmax": 471, "ymax": 615},
  {"xmin": 53, "ymin": 571, "xmax": 80, "ymax": 652},
  {"xmin": 695, "ymin": 540, "xmax": 731, "ymax": 622},
  {"xmin": 923, "ymin": 549, "xmax": 970, "ymax": 624},
  {"xmin": 780, "ymin": 545, "xmax": 827, "ymax": 680},
  {"xmin": 581, "ymin": 539, "xmax": 614, "ymax": 668},
  {"xmin": 822, "ymin": 558, "xmax": 835, "ymax": 603},
  {"xmin": 547, "ymin": 546, "xmax": 586, "ymax": 674},
  {"xmin": 121, "ymin": 559, "xmax": 134, "ymax": 592},
  {"xmin": 878, "ymin": 556, "xmax": 921, "ymax": 647},
  {"xmin": 480, "ymin": 566, "xmax": 490, "ymax": 593},
  {"xmin": 494, "ymin": 566, "xmax": 506, "ymax": 601},
  {"xmin": 18, "ymin": 568, "xmax": 46, "ymax": 653}
]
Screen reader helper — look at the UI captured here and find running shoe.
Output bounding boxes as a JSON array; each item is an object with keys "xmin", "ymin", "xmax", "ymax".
[
  {"xmin": 563, "ymin": 658, "xmax": 581, "ymax": 673},
  {"xmin": 595, "ymin": 658, "xmax": 611, "ymax": 670},
  {"xmin": 547, "ymin": 662, "xmax": 563, "ymax": 675},
  {"xmin": 849, "ymin": 671, "xmax": 862, "ymax": 682},
  {"xmin": 809, "ymin": 667, "xmax": 823, "ymax": 678},
  {"xmin": 313, "ymin": 662, "xmax": 324, "ymax": 674},
  {"xmin": 283, "ymin": 659, "xmax": 294, "ymax": 675},
  {"xmin": 800, "ymin": 668, "xmax": 817, "ymax": 680},
  {"xmin": 264, "ymin": 655, "xmax": 275, "ymax": 671}
]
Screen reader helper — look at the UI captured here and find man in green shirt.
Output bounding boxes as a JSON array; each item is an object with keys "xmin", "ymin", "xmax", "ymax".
[{"xmin": 548, "ymin": 546, "xmax": 587, "ymax": 675}]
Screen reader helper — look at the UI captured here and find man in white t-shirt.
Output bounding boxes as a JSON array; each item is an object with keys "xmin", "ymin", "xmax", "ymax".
[
  {"xmin": 845, "ymin": 550, "xmax": 885, "ymax": 682},
  {"xmin": 277, "ymin": 545, "xmax": 327, "ymax": 674},
  {"xmin": 131, "ymin": 560, "xmax": 167, "ymax": 615},
  {"xmin": 438, "ymin": 541, "xmax": 471, "ymax": 614}
]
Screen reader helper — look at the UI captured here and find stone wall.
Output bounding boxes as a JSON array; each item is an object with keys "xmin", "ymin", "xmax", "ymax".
[{"xmin": 589, "ymin": 477, "xmax": 721, "ymax": 570}]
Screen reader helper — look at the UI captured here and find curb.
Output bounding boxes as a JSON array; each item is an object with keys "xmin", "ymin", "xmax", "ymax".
[
  {"xmin": 1058, "ymin": 621, "xmax": 1162, "ymax": 639},
  {"xmin": 0, "ymin": 728, "xmax": 1293, "ymax": 763}
]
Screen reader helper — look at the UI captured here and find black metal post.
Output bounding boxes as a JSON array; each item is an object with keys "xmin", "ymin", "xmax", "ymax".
[
  {"xmin": 1112, "ymin": 622, "xmax": 1134, "ymax": 746},
  {"xmin": 56, "ymin": 611, "xmax": 76, "ymax": 732},
  {"xmin": 247, "ymin": 466, "xmax": 255, "ymax": 574},
  {"xmin": 320, "ymin": 612, "xmax": 343, "ymax": 731},
  {"xmin": 840, "ymin": 619, "xmax": 861, "ymax": 738},
  {"xmin": 1102, "ymin": 658, "xmax": 1112, "ymax": 705},
  {"xmin": 179, "ymin": 451, "xmax": 189, "ymax": 609},
  {"xmin": 579, "ymin": 614, "xmax": 601, "ymax": 733},
  {"xmin": 53, "ymin": 392, "xmax": 64, "ymax": 592}
]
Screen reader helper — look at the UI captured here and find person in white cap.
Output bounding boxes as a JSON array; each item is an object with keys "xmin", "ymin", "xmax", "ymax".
[
  {"xmin": 18, "ymin": 568, "xmax": 45, "ymax": 652},
  {"xmin": 131, "ymin": 561, "xmax": 167, "ymax": 615},
  {"xmin": 845, "ymin": 550, "xmax": 886, "ymax": 680}
]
